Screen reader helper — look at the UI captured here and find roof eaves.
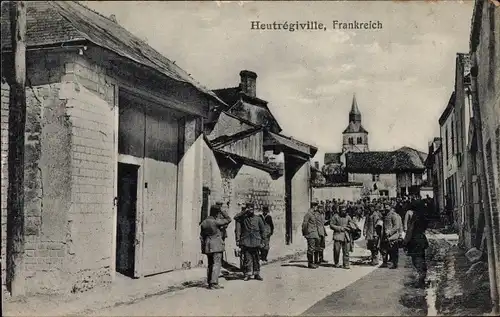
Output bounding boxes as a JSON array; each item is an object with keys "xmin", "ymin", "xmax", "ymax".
[
  {"xmin": 48, "ymin": 1, "xmax": 228, "ymax": 108},
  {"xmin": 438, "ymin": 92, "xmax": 456, "ymax": 125}
]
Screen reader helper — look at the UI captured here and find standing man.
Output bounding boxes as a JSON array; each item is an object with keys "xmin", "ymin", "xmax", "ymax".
[
  {"xmin": 234, "ymin": 203, "xmax": 265, "ymax": 281},
  {"xmin": 381, "ymin": 204, "xmax": 403, "ymax": 269},
  {"xmin": 259, "ymin": 206, "xmax": 274, "ymax": 263},
  {"xmin": 302, "ymin": 201, "xmax": 320, "ymax": 269},
  {"xmin": 315, "ymin": 205, "xmax": 328, "ymax": 264},
  {"xmin": 200, "ymin": 204, "xmax": 232, "ymax": 289},
  {"xmin": 363, "ymin": 203, "xmax": 382, "ymax": 266},
  {"xmin": 403, "ymin": 202, "xmax": 429, "ymax": 288},
  {"xmin": 330, "ymin": 205, "xmax": 355, "ymax": 269}
]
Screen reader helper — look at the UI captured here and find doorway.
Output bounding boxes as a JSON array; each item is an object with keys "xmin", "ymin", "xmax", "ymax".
[{"xmin": 116, "ymin": 163, "xmax": 139, "ymax": 277}]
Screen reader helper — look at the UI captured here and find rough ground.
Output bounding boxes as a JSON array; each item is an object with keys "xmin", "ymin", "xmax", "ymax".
[
  {"xmin": 89, "ymin": 241, "xmax": 377, "ymax": 316},
  {"xmin": 302, "ymin": 246, "xmax": 427, "ymax": 316}
]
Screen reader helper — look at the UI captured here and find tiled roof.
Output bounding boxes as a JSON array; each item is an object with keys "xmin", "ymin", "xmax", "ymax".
[
  {"xmin": 345, "ymin": 146, "xmax": 427, "ymax": 173},
  {"xmin": 324, "ymin": 152, "xmax": 342, "ymax": 165},
  {"xmin": 343, "ymin": 122, "xmax": 368, "ymax": 134},
  {"xmin": 1, "ymin": 1, "xmax": 225, "ymax": 105}
]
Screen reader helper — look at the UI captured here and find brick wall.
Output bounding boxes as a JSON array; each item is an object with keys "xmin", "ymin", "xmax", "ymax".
[
  {"xmin": 1, "ymin": 49, "xmax": 117, "ymax": 295},
  {"xmin": 1, "ymin": 80, "xmax": 9, "ymax": 292},
  {"xmin": 62, "ymin": 55, "xmax": 116, "ymax": 292}
]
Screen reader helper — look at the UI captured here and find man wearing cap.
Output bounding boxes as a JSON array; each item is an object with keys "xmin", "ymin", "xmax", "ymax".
[
  {"xmin": 200, "ymin": 204, "xmax": 232, "ymax": 289},
  {"xmin": 315, "ymin": 205, "xmax": 328, "ymax": 265},
  {"xmin": 234, "ymin": 203, "xmax": 266, "ymax": 281},
  {"xmin": 380, "ymin": 203, "xmax": 403, "ymax": 269},
  {"xmin": 215, "ymin": 202, "xmax": 228, "ymax": 242},
  {"xmin": 363, "ymin": 202, "xmax": 383, "ymax": 266},
  {"xmin": 330, "ymin": 204, "xmax": 355, "ymax": 269},
  {"xmin": 259, "ymin": 206, "xmax": 274, "ymax": 263},
  {"xmin": 302, "ymin": 201, "xmax": 321, "ymax": 269}
]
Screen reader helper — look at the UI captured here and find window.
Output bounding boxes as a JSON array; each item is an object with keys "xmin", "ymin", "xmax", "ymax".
[
  {"xmin": 372, "ymin": 174, "xmax": 380, "ymax": 181},
  {"xmin": 357, "ymin": 137, "xmax": 363, "ymax": 144},
  {"xmin": 379, "ymin": 190, "xmax": 389, "ymax": 197},
  {"xmin": 348, "ymin": 137, "xmax": 354, "ymax": 145}
]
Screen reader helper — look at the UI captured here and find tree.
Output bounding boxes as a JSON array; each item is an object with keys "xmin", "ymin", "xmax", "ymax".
[{"xmin": 322, "ymin": 162, "xmax": 348, "ymax": 184}]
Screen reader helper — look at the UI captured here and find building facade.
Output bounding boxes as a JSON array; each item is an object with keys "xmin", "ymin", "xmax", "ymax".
[
  {"xmin": 468, "ymin": 0, "xmax": 500, "ymax": 312},
  {"xmin": 1, "ymin": 1, "xmax": 225, "ymax": 295},
  {"xmin": 425, "ymin": 137, "xmax": 445, "ymax": 216},
  {"xmin": 439, "ymin": 92, "xmax": 459, "ymax": 231}
]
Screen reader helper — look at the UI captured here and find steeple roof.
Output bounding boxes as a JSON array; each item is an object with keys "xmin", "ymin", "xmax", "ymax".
[{"xmin": 350, "ymin": 93, "xmax": 361, "ymax": 115}]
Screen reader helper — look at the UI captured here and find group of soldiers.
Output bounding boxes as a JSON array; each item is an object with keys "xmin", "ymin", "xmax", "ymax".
[
  {"xmin": 199, "ymin": 202, "xmax": 274, "ymax": 289},
  {"xmin": 199, "ymin": 195, "xmax": 431, "ymax": 290},
  {"xmin": 303, "ymin": 195, "xmax": 431, "ymax": 288},
  {"xmin": 302, "ymin": 200, "xmax": 361, "ymax": 269}
]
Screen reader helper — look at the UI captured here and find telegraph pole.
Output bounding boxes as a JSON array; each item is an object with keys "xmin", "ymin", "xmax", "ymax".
[{"xmin": 6, "ymin": 0, "xmax": 26, "ymax": 296}]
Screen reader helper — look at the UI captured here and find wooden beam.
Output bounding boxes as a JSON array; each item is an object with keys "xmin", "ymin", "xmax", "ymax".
[{"xmin": 6, "ymin": 1, "xmax": 26, "ymax": 297}]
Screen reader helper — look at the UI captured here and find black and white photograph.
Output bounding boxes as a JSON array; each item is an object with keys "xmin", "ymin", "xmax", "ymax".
[{"xmin": 1, "ymin": 0, "xmax": 499, "ymax": 316}]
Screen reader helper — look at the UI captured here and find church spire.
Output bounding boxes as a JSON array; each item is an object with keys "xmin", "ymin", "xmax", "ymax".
[{"xmin": 349, "ymin": 93, "xmax": 361, "ymax": 124}]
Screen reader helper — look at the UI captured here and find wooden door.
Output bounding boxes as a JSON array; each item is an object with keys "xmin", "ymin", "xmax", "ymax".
[{"xmin": 141, "ymin": 110, "xmax": 180, "ymax": 275}]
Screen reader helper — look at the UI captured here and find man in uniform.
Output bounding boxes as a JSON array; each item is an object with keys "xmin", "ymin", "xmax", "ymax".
[
  {"xmin": 200, "ymin": 204, "xmax": 232, "ymax": 289},
  {"xmin": 234, "ymin": 203, "xmax": 266, "ymax": 281},
  {"xmin": 315, "ymin": 204, "xmax": 328, "ymax": 265},
  {"xmin": 380, "ymin": 204, "xmax": 403, "ymax": 269},
  {"xmin": 259, "ymin": 206, "xmax": 274, "ymax": 263},
  {"xmin": 330, "ymin": 204, "xmax": 355, "ymax": 269},
  {"xmin": 363, "ymin": 202, "xmax": 382, "ymax": 266},
  {"xmin": 302, "ymin": 201, "xmax": 321, "ymax": 269},
  {"xmin": 403, "ymin": 200, "xmax": 429, "ymax": 288}
]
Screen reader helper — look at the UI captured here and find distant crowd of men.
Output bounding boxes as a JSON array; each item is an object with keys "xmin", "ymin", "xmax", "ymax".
[
  {"xmin": 199, "ymin": 195, "xmax": 432, "ymax": 290},
  {"xmin": 304, "ymin": 195, "xmax": 432, "ymax": 288}
]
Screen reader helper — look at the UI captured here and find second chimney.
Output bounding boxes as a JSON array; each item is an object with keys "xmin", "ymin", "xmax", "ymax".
[{"xmin": 239, "ymin": 70, "xmax": 257, "ymax": 97}]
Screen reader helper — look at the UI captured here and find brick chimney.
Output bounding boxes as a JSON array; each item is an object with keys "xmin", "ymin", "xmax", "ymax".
[{"xmin": 239, "ymin": 70, "xmax": 257, "ymax": 97}]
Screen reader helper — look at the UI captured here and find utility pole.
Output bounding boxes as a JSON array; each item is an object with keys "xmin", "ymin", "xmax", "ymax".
[{"xmin": 6, "ymin": 0, "xmax": 26, "ymax": 297}]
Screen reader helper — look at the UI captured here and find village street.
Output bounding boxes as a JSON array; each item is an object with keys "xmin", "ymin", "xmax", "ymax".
[{"xmin": 89, "ymin": 230, "xmax": 435, "ymax": 317}]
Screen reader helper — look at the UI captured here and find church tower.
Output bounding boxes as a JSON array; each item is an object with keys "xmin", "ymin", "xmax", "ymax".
[{"xmin": 342, "ymin": 94, "xmax": 369, "ymax": 153}]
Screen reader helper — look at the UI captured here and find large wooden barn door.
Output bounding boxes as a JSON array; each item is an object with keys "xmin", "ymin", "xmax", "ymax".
[{"xmin": 141, "ymin": 108, "xmax": 180, "ymax": 275}]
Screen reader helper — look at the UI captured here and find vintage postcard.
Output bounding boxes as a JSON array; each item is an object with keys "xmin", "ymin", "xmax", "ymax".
[{"xmin": 1, "ymin": 0, "xmax": 499, "ymax": 316}]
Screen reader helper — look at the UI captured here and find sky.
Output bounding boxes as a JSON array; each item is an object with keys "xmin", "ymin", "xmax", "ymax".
[{"xmin": 83, "ymin": 0, "xmax": 473, "ymax": 165}]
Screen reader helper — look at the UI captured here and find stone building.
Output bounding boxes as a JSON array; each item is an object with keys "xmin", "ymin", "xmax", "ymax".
[
  {"xmin": 468, "ymin": 0, "xmax": 500, "ymax": 312},
  {"xmin": 438, "ymin": 92, "xmax": 459, "ymax": 230},
  {"xmin": 1, "ymin": 1, "xmax": 226, "ymax": 295},
  {"xmin": 202, "ymin": 70, "xmax": 317, "ymax": 266},
  {"xmin": 425, "ymin": 137, "xmax": 445, "ymax": 216}
]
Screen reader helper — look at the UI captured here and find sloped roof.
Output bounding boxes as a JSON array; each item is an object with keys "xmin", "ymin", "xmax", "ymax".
[
  {"xmin": 1, "ymin": 1, "xmax": 225, "ymax": 105},
  {"xmin": 343, "ymin": 122, "xmax": 369, "ymax": 134},
  {"xmin": 438, "ymin": 92, "xmax": 456, "ymax": 125},
  {"xmin": 213, "ymin": 87, "xmax": 241, "ymax": 108},
  {"xmin": 213, "ymin": 148, "xmax": 282, "ymax": 178},
  {"xmin": 324, "ymin": 152, "xmax": 342, "ymax": 165},
  {"xmin": 266, "ymin": 132, "xmax": 318, "ymax": 157},
  {"xmin": 350, "ymin": 93, "xmax": 360, "ymax": 115},
  {"xmin": 345, "ymin": 146, "xmax": 427, "ymax": 173}
]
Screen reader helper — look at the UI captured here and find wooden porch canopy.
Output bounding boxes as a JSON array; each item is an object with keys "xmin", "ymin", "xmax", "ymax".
[
  {"xmin": 264, "ymin": 132, "xmax": 318, "ymax": 160},
  {"xmin": 212, "ymin": 148, "xmax": 283, "ymax": 179}
]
